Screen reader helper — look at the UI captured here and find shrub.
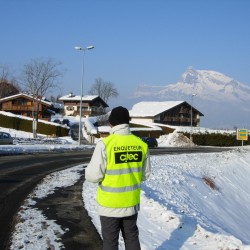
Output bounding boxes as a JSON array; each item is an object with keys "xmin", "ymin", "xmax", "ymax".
[
  {"xmin": 183, "ymin": 132, "xmax": 249, "ymax": 147},
  {"xmin": 0, "ymin": 113, "xmax": 69, "ymax": 137},
  {"xmin": 202, "ymin": 176, "xmax": 218, "ymax": 190}
]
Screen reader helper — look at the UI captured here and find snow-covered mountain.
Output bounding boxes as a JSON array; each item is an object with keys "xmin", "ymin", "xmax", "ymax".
[{"xmin": 133, "ymin": 67, "xmax": 250, "ymax": 128}]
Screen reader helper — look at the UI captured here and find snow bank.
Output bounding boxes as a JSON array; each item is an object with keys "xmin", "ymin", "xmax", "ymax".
[{"xmin": 158, "ymin": 130, "xmax": 195, "ymax": 147}]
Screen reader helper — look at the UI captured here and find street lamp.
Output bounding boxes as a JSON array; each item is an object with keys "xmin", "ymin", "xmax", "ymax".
[
  {"xmin": 74, "ymin": 45, "xmax": 94, "ymax": 145},
  {"xmin": 190, "ymin": 93, "xmax": 197, "ymax": 144}
]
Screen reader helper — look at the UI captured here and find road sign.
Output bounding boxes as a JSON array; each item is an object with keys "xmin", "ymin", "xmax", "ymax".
[{"xmin": 236, "ymin": 128, "xmax": 248, "ymax": 141}]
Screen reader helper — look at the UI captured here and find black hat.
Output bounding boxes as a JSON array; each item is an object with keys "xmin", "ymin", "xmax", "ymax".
[{"xmin": 108, "ymin": 106, "xmax": 130, "ymax": 126}]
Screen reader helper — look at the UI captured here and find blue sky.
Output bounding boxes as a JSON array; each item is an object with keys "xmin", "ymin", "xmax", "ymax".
[{"xmin": 1, "ymin": 0, "xmax": 250, "ymax": 108}]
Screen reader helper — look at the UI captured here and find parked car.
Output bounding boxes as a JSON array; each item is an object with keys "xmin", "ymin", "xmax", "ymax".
[
  {"xmin": 0, "ymin": 132, "xmax": 14, "ymax": 145},
  {"xmin": 62, "ymin": 119, "xmax": 70, "ymax": 127},
  {"xmin": 141, "ymin": 137, "xmax": 158, "ymax": 148},
  {"xmin": 53, "ymin": 119, "xmax": 61, "ymax": 124}
]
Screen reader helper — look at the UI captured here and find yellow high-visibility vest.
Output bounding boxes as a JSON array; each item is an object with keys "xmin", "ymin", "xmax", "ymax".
[{"xmin": 97, "ymin": 134, "xmax": 148, "ymax": 208}]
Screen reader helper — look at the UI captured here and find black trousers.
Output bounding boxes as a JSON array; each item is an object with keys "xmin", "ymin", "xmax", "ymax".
[{"xmin": 100, "ymin": 213, "xmax": 141, "ymax": 250}]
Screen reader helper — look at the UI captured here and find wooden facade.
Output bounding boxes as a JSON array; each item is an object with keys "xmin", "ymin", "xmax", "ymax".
[
  {"xmin": 130, "ymin": 101, "xmax": 204, "ymax": 127},
  {"xmin": 0, "ymin": 93, "xmax": 52, "ymax": 120},
  {"xmin": 59, "ymin": 94, "xmax": 109, "ymax": 117},
  {"xmin": 155, "ymin": 102, "xmax": 203, "ymax": 126}
]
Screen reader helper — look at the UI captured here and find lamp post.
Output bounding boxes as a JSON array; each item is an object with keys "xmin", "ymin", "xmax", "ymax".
[
  {"xmin": 74, "ymin": 45, "xmax": 94, "ymax": 145},
  {"xmin": 190, "ymin": 93, "xmax": 196, "ymax": 144}
]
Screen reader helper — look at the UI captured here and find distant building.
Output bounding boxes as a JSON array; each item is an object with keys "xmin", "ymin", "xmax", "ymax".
[
  {"xmin": 97, "ymin": 122, "xmax": 163, "ymax": 139},
  {"xmin": 130, "ymin": 101, "xmax": 204, "ymax": 127},
  {"xmin": 59, "ymin": 93, "xmax": 108, "ymax": 117},
  {"xmin": 0, "ymin": 93, "xmax": 57, "ymax": 121}
]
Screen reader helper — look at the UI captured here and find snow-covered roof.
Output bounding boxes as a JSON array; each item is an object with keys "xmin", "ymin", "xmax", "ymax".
[
  {"xmin": 59, "ymin": 94, "xmax": 109, "ymax": 107},
  {"xmin": 130, "ymin": 121, "xmax": 162, "ymax": 131},
  {"xmin": 59, "ymin": 94, "xmax": 99, "ymax": 101},
  {"xmin": 0, "ymin": 93, "xmax": 52, "ymax": 106},
  {"xmin": 129, "ymin": 101, "xmax": 184, "ymax": 117}
]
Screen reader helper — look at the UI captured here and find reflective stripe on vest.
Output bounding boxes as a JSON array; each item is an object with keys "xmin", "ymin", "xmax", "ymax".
[
  {"xmin": 99, "ymin": 183, "xmax": 141, "ymax": 193},
  {"xmin": 97, "ymin": 134, "xmax": 147, "ymax": 208}
]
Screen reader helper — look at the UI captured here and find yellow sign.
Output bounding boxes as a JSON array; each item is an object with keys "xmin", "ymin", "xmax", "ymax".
[{"xmin": 236, "ymin": 128, "xmax": 248, "ymax": 141}]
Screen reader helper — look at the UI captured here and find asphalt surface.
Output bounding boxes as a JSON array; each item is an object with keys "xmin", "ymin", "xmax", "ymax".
[
  {"xmin": 0, "ymin": 146, "xmax": 233, "ymax": 249},
  {"xmin": 0, "ymin": 151, "xmax": 98, "ymax": 250},
  {"xmin": 35, "ymin": 169, "xmax": 102, "ymax": 250}
]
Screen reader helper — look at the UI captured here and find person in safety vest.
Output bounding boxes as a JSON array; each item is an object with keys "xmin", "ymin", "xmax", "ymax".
[{"xmin": 85, "ymin": 106, "xmax": 151, "ymax": 250}]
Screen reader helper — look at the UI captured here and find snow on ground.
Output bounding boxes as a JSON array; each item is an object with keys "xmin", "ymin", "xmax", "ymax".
[
  {"xmin": 1, "ymin": 126, "xmax": 250, "ymax": 249},
  {"xmin": 0, "ymin": 126, "xmax": 94, "ymax": 154},
  {"xmin": 83, "ymin": 148, "xmax": 250, "ymax": 250}
]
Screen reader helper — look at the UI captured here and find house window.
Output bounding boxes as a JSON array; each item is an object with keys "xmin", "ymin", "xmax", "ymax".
[
  {"xmin": 66, "ymin": 106, "xmax": 74, "ymax": 111},
  {"xmin": 17, "ymin": 99, "xmax": 28, "ymax": 105}
]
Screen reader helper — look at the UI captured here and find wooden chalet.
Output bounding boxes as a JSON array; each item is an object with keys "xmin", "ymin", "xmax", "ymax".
[
  {"xmin": 0, "ymin": 93, "xmax": 53, "ymax": 121},
  {"xmin": 130, "ymin": 101, "xmax": 204, "ymax": 127},
  {"xmin": 59, "ymin": 93, "xmax": 109, "ymax": 117}
]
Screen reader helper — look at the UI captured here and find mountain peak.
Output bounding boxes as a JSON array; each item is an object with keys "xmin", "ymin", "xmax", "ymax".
[
  {"xmin": 132, "ymin": 68, "xmax": 250, "ymax": 128},
  {"xmin": 180, "ymin": 67, "xmax": 199, "ymax": 85}
]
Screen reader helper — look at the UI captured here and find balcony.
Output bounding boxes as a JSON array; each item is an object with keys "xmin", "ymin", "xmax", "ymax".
[
  {"xmin": 3, "ymin": 105, "xmax": 42, "ymax": 112},
  {"xmin": 162, "ymin": 116, "xmax": 200, "ymax": 126}
]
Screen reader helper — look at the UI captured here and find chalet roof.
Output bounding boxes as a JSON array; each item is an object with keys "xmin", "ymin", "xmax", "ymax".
[
  {"xmin": 59, "ymin": 94, "xmax": 109, "ymax": 107},
  {"xmin": 130, "ymin": 101, "xmax": 203, "ymax": 117},
  {"xmin": 59, "ymin": 94, "xmax": 99, "ymax": 101},
  {"xmin": 0, "ymin": 93, "xmax": 52, "ymax": 106},
  {"xmin": 130, "ymin": 101, "xmax": 184, "ymax": 117}
]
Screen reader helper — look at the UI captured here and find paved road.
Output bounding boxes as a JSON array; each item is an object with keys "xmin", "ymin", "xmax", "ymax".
[
  {"xmin": 150, "ymin": 146, "xmax": 232, "ymax": 155},
  {"xmin": 0, "ymin": 146, "xmax": 233, "ymax": 249},
  {"xmin": 0, "ymin": 150, "xmax": 100, "ymax": 250}
]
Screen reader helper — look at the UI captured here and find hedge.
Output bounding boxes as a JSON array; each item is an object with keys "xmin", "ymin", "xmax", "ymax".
[
  {"xmin": 0, "ymin": 113, "xmax": 69, "ymax": 137},
  {"xmin": 183, "ymin": 132, "xmax": 250, "ymax": 147}
]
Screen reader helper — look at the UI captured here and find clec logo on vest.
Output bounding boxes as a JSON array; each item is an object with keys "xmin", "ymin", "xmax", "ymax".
[
  {"xmin": 113, "ymin": 145, "xmax": 143, "ymax": 164},
  {"xmin": 115, "ymin": 151, "xmax": 142, "ymax": 163}
]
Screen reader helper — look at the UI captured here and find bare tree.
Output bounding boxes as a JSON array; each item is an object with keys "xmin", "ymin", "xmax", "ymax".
[
  {"xmin": 0, "ymin": 65, "xmax": 9, "ymax": 83},
  {"xmin": 89, "ymin": 77, "xmax": 119, "ymax": 104},
  {"xmin": 0, "ymin": 65, "xmax": 20, "ymax": 98},
  {"xmin": 22, "ymin": 58, "xmax": 63, "ymax": 97},
  {"xmin": 22, "ymin": 58, "xmax": 63, "ymax": 137},
  {"xmin": 0, "ymin": 81, "xmax": 20, "ymax": 98}
]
